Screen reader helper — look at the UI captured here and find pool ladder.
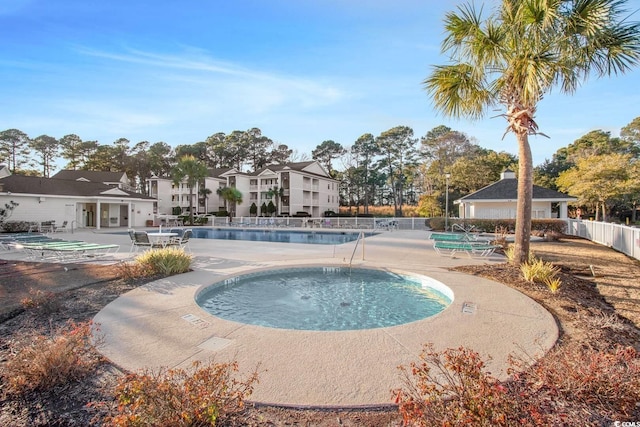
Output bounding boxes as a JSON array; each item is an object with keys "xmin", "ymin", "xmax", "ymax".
[{"xmin": 348, "ymin": 231, "xmax": 365, "ymax": 273}]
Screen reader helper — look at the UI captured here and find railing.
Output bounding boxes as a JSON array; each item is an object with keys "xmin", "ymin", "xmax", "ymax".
[
  {"xmin": 203, "ymin": 216, "xmax": 429, "ymax": 230},
  {"xmin": 565, "ymin": 219, "xmax": 640, "ymax": 261},
  {"xmin": 349, "ymin": 231, "xmax": 365, "ymax": 272}
]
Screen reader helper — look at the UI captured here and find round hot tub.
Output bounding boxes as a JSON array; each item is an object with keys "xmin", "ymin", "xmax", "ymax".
[{"xmin": 196, "ymin": 266, "xmax": 453, "ymax": 331}]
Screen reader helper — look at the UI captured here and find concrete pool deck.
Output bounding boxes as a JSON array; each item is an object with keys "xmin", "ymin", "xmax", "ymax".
[{"xmin": 4, "ymin": 228, "xmax": 558, "ymax": 407}]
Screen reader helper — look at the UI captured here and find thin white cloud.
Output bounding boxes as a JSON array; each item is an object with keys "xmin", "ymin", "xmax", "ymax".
[{"xmin": 75, "ymin": 45, "xmax": 347, "ymax": 111}]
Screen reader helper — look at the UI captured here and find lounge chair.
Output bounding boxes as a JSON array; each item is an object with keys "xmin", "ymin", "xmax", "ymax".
[
  {"xmin": 429, "ymin": 232, "xmax": 489, "ymax": 242},
  {"xmin": 433, "ymin": 240, "xmax": 500, "ymax": 258},
  {"xmin": 20, "ymin": 239, "xmax": 119, "ymax": 261}
]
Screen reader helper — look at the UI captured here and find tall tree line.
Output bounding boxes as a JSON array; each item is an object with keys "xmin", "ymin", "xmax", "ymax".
[
  {"xmin": 0, "ymin": 128, "xmax": 296, "ymax": 194},
  {"xmin": 2, "ymin": 117, "xmax": 639, "ymax": 222},
  {"xmin": 536, "ymin": 117, "xmax": 640, "ymax": 222}
]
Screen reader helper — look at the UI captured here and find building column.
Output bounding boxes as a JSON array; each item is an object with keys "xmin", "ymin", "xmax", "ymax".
[
  {"xmin": 559, "ymin": 202, "xmax": 568, "ymax": 219},
  {"xmin": 96, "ymin": 201, "xmax": 101, "ymax": 230}
]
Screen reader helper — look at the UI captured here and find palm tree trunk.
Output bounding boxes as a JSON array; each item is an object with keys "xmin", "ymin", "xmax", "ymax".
[
  {"xmin": 189, "ymin": 189, "xmax": 194, "ymax": 225},
  {"xmin": 514, "ymin": 132, "xmax": 533, "ymax": 265}
]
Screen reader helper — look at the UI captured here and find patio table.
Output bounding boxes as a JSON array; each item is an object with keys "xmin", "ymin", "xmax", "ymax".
[{"xmin": 146, "ymin": 232, "xmax": 178, "ymax": 248}]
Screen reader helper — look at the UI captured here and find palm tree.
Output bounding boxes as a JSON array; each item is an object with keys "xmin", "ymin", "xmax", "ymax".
[
  {"xmin": 425, "ymin": 0, "xmax": 640, "ymax": 264},
  {"xmin": 171, "ymin": 155, "xmax": 208, "ymax": 226},
  {"xmin": 216, "ymin": 186, "xmax": 243, "ymax": 217},
  {"xmin": 266, "ymin": 186, "xmax": 284, "ymax": 216},
  {"xmin": 199, "ymin": 187, "xmax": 213, "ymax": 214}
]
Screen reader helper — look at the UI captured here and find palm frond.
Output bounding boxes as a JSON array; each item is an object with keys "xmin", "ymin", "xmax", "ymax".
[{"xmin": 424, "ymin": 64, "xmax": 494, "ymax": 120}]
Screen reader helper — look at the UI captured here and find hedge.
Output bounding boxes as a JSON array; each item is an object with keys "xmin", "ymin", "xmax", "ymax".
[{"xmin": 428, "ymin": 218, "xmax": 567, "ymax": 234}]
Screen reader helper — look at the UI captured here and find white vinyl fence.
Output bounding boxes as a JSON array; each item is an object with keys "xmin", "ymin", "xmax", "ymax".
[
  {"xmin": 566, "ymin": 219, "xmax": 640, "ymax": 261},
  {"xmin": 210, "ymin": 216, "xmax": 429, "ymax": 231}
]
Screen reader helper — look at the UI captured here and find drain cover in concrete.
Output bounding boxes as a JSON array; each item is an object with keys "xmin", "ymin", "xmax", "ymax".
[
  {"xmin": 181, "ymin": 313, "xmax": 211, "ymax": 328},
  {"xmin": 462, "ymin": 302, "xmax": 477, "ymax": 314},
  {"xmin": 198, "ymin": 336, "xmax": 233, "ymax": 351}
]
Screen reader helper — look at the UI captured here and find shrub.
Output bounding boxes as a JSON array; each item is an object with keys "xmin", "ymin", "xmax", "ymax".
[
  {"xmin": 2, "ymin": 320, "xmax": 103, "ymax": 396},
  {"xmin": 544, "ymin": 276, "xmax": 562, "ymax": 294},
  {"xmin": 1, "ymin": 220, "xmax": 31, "ymax": 233},
  {"xmin": 394, "ymin": 344, "xmax": 519, "ymax": 426},
  {"xmin": 194, "ymin": 216, "xmax": 209, "ymax": 225},
  {"xmin": 0, "ymin": 200, "xmax": 19, "ymax": 230},
  {"xmin": 520, "ymin": 258, "xmax": 559, "ymax": 283},
  {"xmin": 116, "ymin": 259, "xmax": 156, "ymax": 280},
  {"xmin": 504, "ymin": 245, "xmax": 516, "ymax": 263},
  {"xmin": 395, "ymin": 343, "xmax": 640, "ymax": 425},
  {"xmin": 493, "ymin": 225, "xmax": 510, "ymax": 247},
  {"xmin": 135, "ymin": 247, "xmax": 193, "ymax": 276},
  {"xmin": 510, "ymin": 344, "xmax": 640, "ymax": 423},
  {"xmin": 428, "ymin": 217, "xmax": 445, "ymax": 231},
  {"xmin": 101, "ymin": 360, "xmax": 259, "ymax": 426},
  {"xmin": 20, "ymin": 288, "xmax": 61, "ymax": 314}
]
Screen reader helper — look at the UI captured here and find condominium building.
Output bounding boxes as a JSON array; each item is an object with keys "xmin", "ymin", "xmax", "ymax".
[{"xmin": 147, "ymin": 161, "xmax": 340, "ymax": 217}]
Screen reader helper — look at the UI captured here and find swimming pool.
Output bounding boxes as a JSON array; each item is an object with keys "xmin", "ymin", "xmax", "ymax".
[
  {"xmin": 196, "ymin": 267, "xmax": 453, "ymax": 331},
  {"xmin": 192, "ymin": 228, "xmax": 376, "ymax": 245}
]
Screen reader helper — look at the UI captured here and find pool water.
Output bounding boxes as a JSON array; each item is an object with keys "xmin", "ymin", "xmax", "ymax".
[
  {"xmin": 192, "ymin": 228, "xmax": 375, "ymax": 245},
  {"xmin": 197, "ymin": 267, "xmax": 453, "ymax": 331}
]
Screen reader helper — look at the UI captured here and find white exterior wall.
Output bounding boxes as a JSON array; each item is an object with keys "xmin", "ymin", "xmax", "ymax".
[
  {"xmin": 459, "ymin": 200, "xmax": 553, "ymax": 219},
  {"xmin": 149, "ymin": 178, "xmax": 173, "ymax": 215},
  {"xmin": 0, "ymin": 194, "xmax": 155, "ymax": 229},
  {"xmin": 146, "ymin": 163, "xmax": 339, "ymax": 218},
  {"xmin": 0, "ymin": 195, "xmax": 72, "ymax": 225},
  {"xmin": 288, "ymin": 173, "xmax": 306, "ymax": 215},
  {"xmin": 279, "ymin": 172, "xmax": 338, "ymax": 217},
  {"xmin": 201, "ymin": 177, "xmax": 225, "ymax": 213},
  {"xmin": 317, "ymin": 179, "xmax": 339, "ymax": 215},
  {"xmin": 231, "ymin": 175, "xmax": 252, "ymax": 217}
]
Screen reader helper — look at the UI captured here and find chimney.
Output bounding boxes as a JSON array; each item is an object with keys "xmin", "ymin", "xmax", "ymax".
[{"xmin": 500, "ymin": 169, "xmax": 516, "ymax": 180}]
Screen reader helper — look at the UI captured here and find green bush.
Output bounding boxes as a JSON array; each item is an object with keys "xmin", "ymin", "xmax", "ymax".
[
  {"xmin": 428, "ymin": 217, "xmax": 445, "ymax": 231},
  {"xmin": 520, "ymin": 258, "xmax": 559, "ymax": 283},
  {"xmin": 267, "ymin": 201, "xmax": 276, "ymax": 215},
  {"xmin": 101, "ymin": 360, "xmax": 259, "ymax": 426},
  {"xmin": 135, "ymin": 247, "xmax": 193, "ymax": 276},
  {"xmin": 544, "ymin": 276, "xmax": 562, "ymax": 294},
  {"xmin": 2, "ymin": 220, "xmax": 31, "ymax": 233},
  {"xmin": 194, "ymin": 216, "xmax": 208, "ymax": 225},
  {"xmin": 440, "ymin": 218, "xmax": 568, "ymax": 234}
]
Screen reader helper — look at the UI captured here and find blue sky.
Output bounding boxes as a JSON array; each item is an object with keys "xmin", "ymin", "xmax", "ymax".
[{"xmin": 2, "ymin": 0, "xmax": 640, "ymax": 168}]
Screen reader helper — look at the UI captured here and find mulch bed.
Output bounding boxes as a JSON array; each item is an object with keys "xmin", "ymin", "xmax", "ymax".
[{"xmin": 1, "ymin": 236, "xmax": 640, "ymax": 425}]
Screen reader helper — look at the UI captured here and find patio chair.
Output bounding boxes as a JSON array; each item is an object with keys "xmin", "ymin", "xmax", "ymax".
[
  {"xmin": 167, "ymin": 228, "xmax": 192, "ymax": 251},
  {"xmin": 40, "ymin": 220, "xmax": 55, "ymax": 234},
  {"xmin": 132, "ymin": 231, "xmax": 162, "ymax": 251},
  {"xmin": 53, "ymin": 220, "xmax": 69, "ymax": 233}
]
